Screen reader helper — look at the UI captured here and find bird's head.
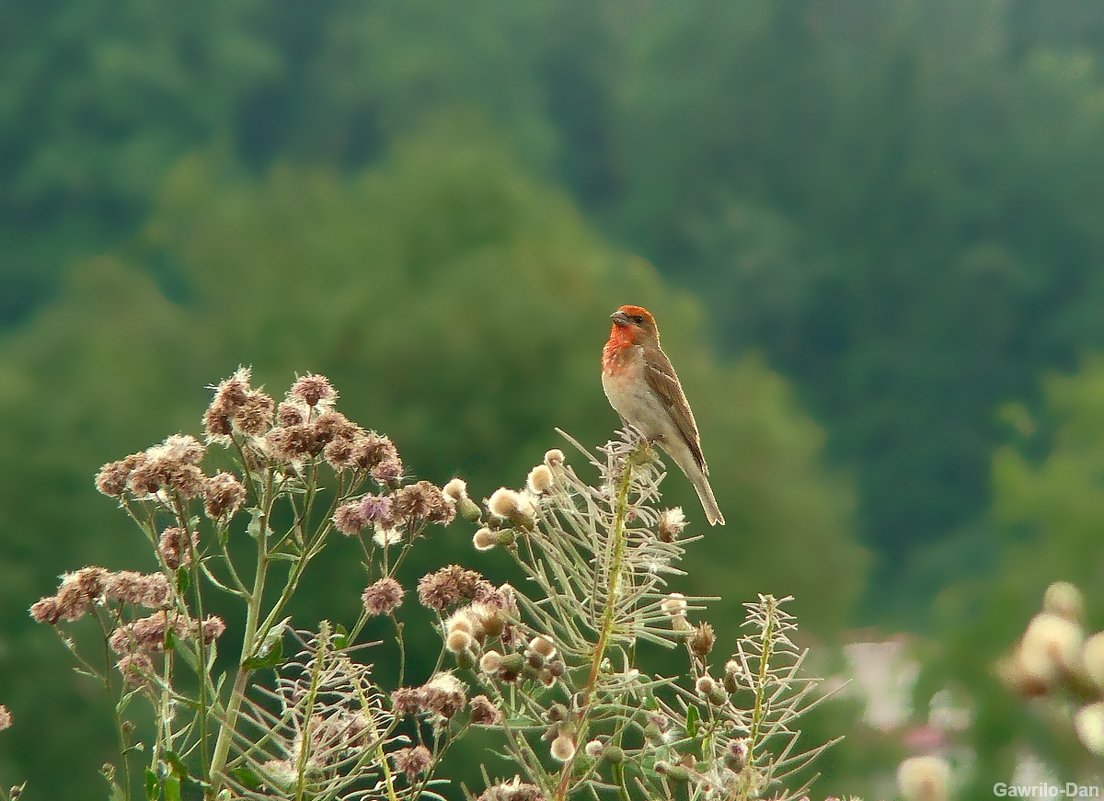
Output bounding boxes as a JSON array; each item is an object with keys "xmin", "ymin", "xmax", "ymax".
[{"xmin": 609, "ymin": 305, "xmax": 659, "ymax": 346}]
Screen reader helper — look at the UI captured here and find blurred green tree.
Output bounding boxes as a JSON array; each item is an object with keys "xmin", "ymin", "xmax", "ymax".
[{"xmin": 0, "ymin": 118, "xmax": 866, "ymax": 798}]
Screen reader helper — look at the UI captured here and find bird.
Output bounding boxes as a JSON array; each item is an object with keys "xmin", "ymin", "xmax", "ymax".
[{"xmin": 601, "ymin": 304, "xmax": 725, "ymax": 526}]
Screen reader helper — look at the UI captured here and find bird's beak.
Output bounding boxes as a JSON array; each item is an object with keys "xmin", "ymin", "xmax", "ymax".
[{"xmin": 610, "ymin": 311, "xmax": 631, "ymax": 326}]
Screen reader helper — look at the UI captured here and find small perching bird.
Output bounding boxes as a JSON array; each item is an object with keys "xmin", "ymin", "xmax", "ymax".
[{"xmin": 601, "ymin": 305, "xmax": 725, "ymax": 526}]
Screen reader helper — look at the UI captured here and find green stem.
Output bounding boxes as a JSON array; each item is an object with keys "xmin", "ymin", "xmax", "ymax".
[{"xmin": 553, "ymin": 447, "xmax": 638, "ymax": 801}]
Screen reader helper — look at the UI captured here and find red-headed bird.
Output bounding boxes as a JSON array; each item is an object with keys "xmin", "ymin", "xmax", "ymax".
[{"xmin": 601, "ymin": 305, "xmax": 725, "ymax": 526}]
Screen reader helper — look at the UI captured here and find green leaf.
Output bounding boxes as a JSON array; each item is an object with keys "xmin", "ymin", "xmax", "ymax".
[
  {"xmin": 164, "ymin": 750, "xmax": 188, "ymax": 783},
  {"xmin": 176, "ymin": 566, "xmax": 190, "ymax": 596},
  {"xmin": 334, "ymin": 623, "xmax": 349, "ymax": 650},
  {"xmin": 243, "ymin": 635, "xmax": 283, "ymax": 671},
  {"xmin": 164, "ymin": 626, "xmax": 177, "ymax": 652},
  {"xmin": 230, "ymin": 767, "xmax": 263, "ymax": 790},
  {"xmin": 164, "ymin": 776, "xmax": 182, "ymax": 801},
  {"xmin": 145, "ymin": 768, "xmax": 159, "ymax": 801},
  {"xmin": 685, "ymin": 704, "xmax": 699, "ymax": 737},
  {"xmin": 246, "ymin": 507, "xmax": 270, "ymax": 540}
]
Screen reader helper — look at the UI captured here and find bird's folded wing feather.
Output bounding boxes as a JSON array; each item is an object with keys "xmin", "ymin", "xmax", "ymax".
[{"xmin": 643, "ymin": 345, "xmax": 708, "ymax": 474}]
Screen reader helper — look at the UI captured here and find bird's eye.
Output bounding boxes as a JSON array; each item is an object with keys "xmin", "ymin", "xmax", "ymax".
[{"xmin": 631, "ymin": 315, "xmax": 644, "ymax": 325}]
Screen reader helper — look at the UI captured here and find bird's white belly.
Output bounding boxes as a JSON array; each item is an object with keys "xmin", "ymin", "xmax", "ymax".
[{"xmin": 602, "ymin": 352, "xmax": 679, "ymax": 443}]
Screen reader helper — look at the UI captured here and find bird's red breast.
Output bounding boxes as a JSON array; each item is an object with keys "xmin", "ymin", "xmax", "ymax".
[{"xmin": 602, "ymin": 324, "xmax": 636, "ymax": 375}]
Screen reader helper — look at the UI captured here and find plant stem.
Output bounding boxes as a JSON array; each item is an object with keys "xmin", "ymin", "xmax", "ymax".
[{"xmin": 553, "ymin": 447, "xmax": 638, "ymax": 801}]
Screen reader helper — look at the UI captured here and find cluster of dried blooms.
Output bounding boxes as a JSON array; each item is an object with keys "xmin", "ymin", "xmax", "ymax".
[
  {"xmin": 29, "ymin": 369, "xmax": 835, "ymax": 801},
  {"xmin": 998, "ymin": 580, "xmax": 1104, "ymax": 756}
]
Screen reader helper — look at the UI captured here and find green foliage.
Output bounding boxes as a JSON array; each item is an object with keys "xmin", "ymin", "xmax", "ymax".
[{"xmin": 1, "ymin": 123, "xmax": 863, "ymax": 797}]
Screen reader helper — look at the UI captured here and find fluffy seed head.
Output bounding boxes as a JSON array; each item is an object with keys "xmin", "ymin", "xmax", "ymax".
[
  {"xmin": 897, "ymin": 755, "xmax": 951, "ymax": 801},
  {"xmin": 695, "ymin": 676, "xmax": 717, "ymax": 696},
  {"xmin": 529, "ymin": 636, "xmax": 557, "ymax": 660},
  {"xmin": 393, "ymin": 481, "xmax": 455, "ymax": 526},
  {"xmin": 1074, "ymin": 701, "xmax": 1104, "ymax": 755},
  {"xmin": 473, "ymin": 527, "xmax": 497, "ymax": 551},
  {"xmin": 233, "ymin": 391, "xmax": 275, "ymax": 436},
  {"xmin": 544, "ymin": 449, "xmax": 564, "ymax": 467},
  {"xmin": 362, "ymin": 577, "xmax": 404, "ymax": 617},
  {"xmin": 204, "ymin": 472, "xmax": 246, "ymax": 519},
  {"xmin": 661, "ymin": 593, "xmax": 687, "ymax": 617},
  {"xmin": 470, "ymin": 695, "xmax": 502, "ymax": 725},
  {"xmin": 1043, "ymin": 581, "xmax": 1084, "ymax": 622},
  {"xmin": 1021, "ymin": 612, "xmax": 1083, "ymax": 684},
  {"xmin": 422, "ymin": 673, "xmax": 467, "ymax": 718},
  {"xmin": 158, "ymin": 526, "xmax": 197, "ymax": 570},
  {"xmin": 373, "ymin": 526, "xmax": 403, "ymax": 546},
  {"xmin": 0, "ymin": 706, "xmax": 11, "ymax": 732},
  {"xmin": 391, "ymin": 745, "xmax": 431, "ymax": 780},
  {"xmin": 333, "ymin": 501, "xmax": 367, "ymax": 536},
  {"xmin": 446, "ymin": 630, "xmax": 473, "ymax": 654},
  {"xmin": 443, "ymin": 478, "xmax": 468, "ymax": 502},
  {"xmin": 658, "ymin": 507, "xmax": 687, "ymax": 542},
  {"xmin": 526, "ymin": 465, "xmax": 554, "ymax": 494},
  {"xmin": 480, "ymin": 651, "xmax": 503, "ymax": 674},
  {"xmin": 289, "ymin": 374, "xmax": 336, "ymax": 408},
  {"xmin": 584, "ymin": 740, "xmax": 603, "ymax": 759},
  {"xmin": 550, "ymin": 734, "xmax": 576, "ymax": 763}
]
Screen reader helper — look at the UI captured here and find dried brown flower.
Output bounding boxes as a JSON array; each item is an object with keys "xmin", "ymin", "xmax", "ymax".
[
  {"xmin": 265, "ymin": 425, "xmax": 321, "ymax": 462},
  {"xmin": 290, "ymin": 374, "xmax": 336, "ymax": 407},
  {"xmin": 390, "ymin": 688, "xmax": 422, "ymax": 716},
  {"xmin": 211, "ymin": 368, "xmax": 253, "ymax": 412},
  {"xmin": 103, "ymin": 571, "xmax": 171, "ymax": 608},
  {"xmin": 417, "ymin": 565, "xmax": 492, "ymax": 611},
  {"xmin": 422, "ymin": 673, "xmax": 467, "ymax": 718},
  {"xmin": 372, "ymin": 456, "xmax": 404, "ymax": 485},
  {"xmin": 470, "ymin": 695, "xmax": 502, "ymax": 725},
  {"xmin": 108, "ymin": 611, "xmax": 188, "ymax": 655},
  {"xmin": 94, "ymin": 454, "xmax": 141, "ymax": 497},
  {"xmin": 393, "ymin": 481, "xmax": 455, "ymax": 526},
  {"xmin": 204, "ymin": 472, "xmax": 246, "ymax": 519},
  {"xmin": 349, "ymin": 433, "xmax": 397, "ymax": 471},
  {"xmin": 29, "ymin": 596, "xmax": 62, "ymax": 625},
  {"xmin": 333, "ymin": 501, "xmax": 368, "ymax": 536},
  {"xmin": 478, "ymin": 778, "xmax": 545, "ymax": 801},
  {"xmin": 0, "ymin": 705, "xmax": 10, "ymax": 732},
  {"xmin": 203, "ymin": 402, "xmax": 233, "ymax": 438},
  {"xmin": 233, "ymin": 390, "xmax": 275, "ymax": 436},
  {"xmin": 391, "ymin": 745, "xmax": 432, "ymax": 780},
  {"xmin": 200, "ymin": 615, "xmax": 226, "ymax": 644},
  {"xmin": 323, "ymin": 437, "xmax": 355, "ymax": 470},
  {"xmin": 362, "ymin": 577, "xmax": 404, "ymax": 617},
  {"xmin": 313, "ymin": 410, "xmax": 358, "ymax": 444},
  {"xmin": 689, "ymin": 622, "xmax": 716, "ymax": 658},
  {"xmin": 116, "ymin": 653, "xmax": 155, "ymax": 688},
  {"xmin": 158, "ymin": 526, "xmax": 197, "ymax": 570}
]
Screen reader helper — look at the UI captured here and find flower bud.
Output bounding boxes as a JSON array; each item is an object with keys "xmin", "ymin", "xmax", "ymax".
[
  {"xmin": 550, "ymin": 734, "xmax": 576, "ymax": 762},
  {"xmin": 897, "ymin": 755, "xmax": 951, "ymax": 801},
  {"xmin": 459, "ymin": 497, "xmax": 482, "ymax": 523},
  {"xmin": 527, "ymin": 464, "xmax": 554, "ymax": 494},
  {"xmin": 584, "ymin": 740, "xmax": 604, "ymax": 758},
  {"xmin": 473, "ymin": 528, "xmax": 496, "ymax": 551},
  {"xmin": 544, "ymin": 449, "xmax": 564, "ymax": 467},
  {"xmin": 1075, "ymin": 701, "xmax": 1104, "ymax": 755},
  {"xmin": 1043, "ymin": 581, "xmax": 1084, "ymax": 622},
  {"xmin": 446, "ymin": 630, "xmax": 473, "ymax": 654},
  {"xmin": 480, "ymin": 651, "xmax": 503, "ymax": 674},
  {"xmin": 529, "ymin": 635, "xmax": 557, "ymax": 660},
  {"xmin": 601, "ymin": 746, "xmax": 624, "ymax": 764},
  {"xmin": 689, "ymin": 622, "xmax": 715, "ymax": 658}
]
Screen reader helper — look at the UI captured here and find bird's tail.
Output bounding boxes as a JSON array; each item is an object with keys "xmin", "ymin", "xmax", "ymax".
[
  {"xmin": 690, "ymin": 470, "xmax": 725, "ymax": 527},
  {"xmin": 662, "ymin": 442, "xmax": 725, "ymax": 526}
]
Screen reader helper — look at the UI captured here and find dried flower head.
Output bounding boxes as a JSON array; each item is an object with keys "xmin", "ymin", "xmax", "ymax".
[
  {"xmin": 1020, "ymin": 611, "xmax": 1083, "ymax": 684},
  {"xmin": 116, "ymin": 652, "xmax": 155, "ymax": 688},
  {"xmin": 897, "ymin": 755, "xmax": 951, "ymax": 801},
  {"xmin": 550, "ymin": 734, "xmax": 576, "ymax": 762},
  {"xmin": 276, "ymin": 400, "xmax": 307, "ymax": 427},
  {"xmin": 487, "ymin": 488, "xmax": 535, "ymax": 522},
  {"xmin": 689, "ymin": 621, "xmax": 716, "ymax": 657},
  {"xmin": 204, "ymin": 472, "xmax": 246, "ymax": 519},
  {"xmin": 1074, "ymin": 701, "xmax": 1104, "ymax": 755},
  {"xmin": 108, "ymin": 611, "xmax": 188, "ymax": 655},
  {"xmin": 265, "ymin": 425, "xmax": 321, "ymax": 462},
  {"xmin": 473, "ymin": 527, "xmax": 496, "ymax": 551},
  {"xmin": 95, "ymin": 455, "xmax": 141, "ymax": 498},
  {"xmin": 390, "ymin": 688, "xmax": 422, "ymax": 716},
  {"xmin": 333, "ymin": 501, "xmax": 368, "ymax": 536},
  {"xmin": 393, "ymin": 481, "xmax": 455, "ymax": 526},
  {"xmin": 470, "ymin": 695, "xmax": 501, "ymax": 725},
  {"xmin": 528, "ymin": 636, "xmax": 557, "ymax": 660},
  {"xmin": 544, "ymin": 448, "xmax": 564, "ymax": 467},
  {"xmin": 446, "ymin": 630, "xmax": 473, "ymax": 654},
  {"xmin": 478, "ymin": 777, "xmax": 545, "ymax": 801},
  {"xmin": 372, "ymin": 456, "xmax": 404, "ymax": 485},
  {"xmin": 200, "ymin": 615, "xmax": 226, "ymax": 644},
  {"xmin": 660, "ymin": 593, "xmax": 688, "ymax": 617},
  {"xmin": 290, "ymin": 374, "xmax": 336, "ymax": 408},
  {"xmin": 439, "ymin": 479, "xmax": 466, "ymax": 507},
  {"xmin": 526, "ymin": 464, "xmax": 554, "ymax": 494},
  {"xmin": 422, "ymin": 673, "xmax": 467, "ymax": 718},
  {"xmin": 1083, "ymin": 631, "xmax": 1104, "ymax": 692},
  {"xmin": 349, "ymin": 433, "xmax": 398, "ymax": 472},
  {"xmin": 391, "ymin": 745, "xmax": 432, "ymax": 780},
  {"xmin": 1043, "ymin": 580, "xmax": 1084, "ymax": 622},
  {"xmin": 480, "ymin": 650, "xmax": 503, "ymax": 674},
  {"xmin": 234, "ymin": 390, "xmax": 275, "ymax": 436},
  {"xmin": 584, "ymin": 739, "xmax": 603, "ymax": 759},
  {"xmin": 362, "ymin": 577, "xmax": 404, "ymax": 617},
  {"xmin": 158, "ymin": 526, "xmax": 197, "ymax": 570},
  {"xmin": 418, "ymin": 565, "xmax": 492, "ymax": 611},
  {"xmin": 0, "ymin": 705, "xmax": 11, "ymax": 732},
  {"xmin": 658, "ymin": 507, "xmax": 687, "ymax": 542},
  {"xmin": 103, "ymin": 570, "xmax": 170, "ymax": 608},
  {"xmin": 29, "ymin": 596, "xmax": 62, "ymax": 625}
]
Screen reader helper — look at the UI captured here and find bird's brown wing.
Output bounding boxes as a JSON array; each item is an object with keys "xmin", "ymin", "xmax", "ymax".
[{"xmin": 642, "ymin": 344, "xmax": 708, "ymax": 474}]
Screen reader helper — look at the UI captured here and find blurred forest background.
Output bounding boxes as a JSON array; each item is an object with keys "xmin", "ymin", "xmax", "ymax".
[{"xmin": 2, "ymin": 0, "xmax": 1104, "ymax": 797}]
